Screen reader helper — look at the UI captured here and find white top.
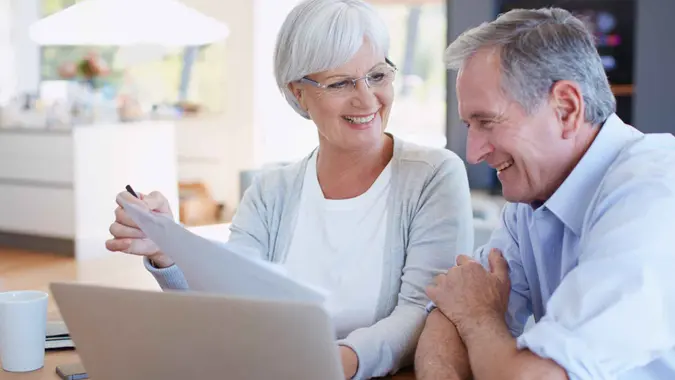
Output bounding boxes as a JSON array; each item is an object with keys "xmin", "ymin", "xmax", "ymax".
[
  {"xmin": 284, "ymin": 150, "xmax": 391, "ymax": 339},
  {"xmin": 145, "ymin": 136, "xmax": 477, "ymax": 380}
]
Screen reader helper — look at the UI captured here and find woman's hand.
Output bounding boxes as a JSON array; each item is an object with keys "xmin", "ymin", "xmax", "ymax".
[
  {"xmin": 105, "ymin": 190, "xmax": 175, "ymax": 268},
  {"xmin": 340, "ymin": 345, "xmax": 359, "ymax": 379}
]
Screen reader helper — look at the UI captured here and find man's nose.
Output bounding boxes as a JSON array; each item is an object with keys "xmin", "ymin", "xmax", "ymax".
[{"xmin": 466, "ymin": 127, "xmax": 493, "ymax": 164}]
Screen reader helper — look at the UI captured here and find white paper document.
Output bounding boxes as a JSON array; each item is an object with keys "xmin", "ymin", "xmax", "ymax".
[{"xmin": 121, "ymin": 200, "xmax": 327, "ymax": 304}]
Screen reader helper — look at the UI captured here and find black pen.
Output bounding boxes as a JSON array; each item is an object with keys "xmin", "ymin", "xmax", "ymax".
[{"xmin": 125, "ymin": 185, "xmax": 139, "ymax": 199}]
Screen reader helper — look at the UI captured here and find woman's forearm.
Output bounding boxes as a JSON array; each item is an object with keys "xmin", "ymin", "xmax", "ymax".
[{"xmin": 339, "ymin": 345, "xmax": 359, "ymax": 379}]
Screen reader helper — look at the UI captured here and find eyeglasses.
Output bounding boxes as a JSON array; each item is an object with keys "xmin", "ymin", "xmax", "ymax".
[{"xmin": 298, "ymin": 58, "xmax": 398, "ymax": 97}]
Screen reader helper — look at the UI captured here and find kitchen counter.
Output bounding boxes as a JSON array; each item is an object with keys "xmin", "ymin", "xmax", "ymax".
[{"xmin": 0, "ymin": 121, "xmax": 179, "ymax": 259}]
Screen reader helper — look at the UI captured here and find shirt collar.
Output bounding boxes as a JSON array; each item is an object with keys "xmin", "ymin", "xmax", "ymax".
[{"xmin": 542, "ymin": 114, "xmax": 643, "ymax": 235}]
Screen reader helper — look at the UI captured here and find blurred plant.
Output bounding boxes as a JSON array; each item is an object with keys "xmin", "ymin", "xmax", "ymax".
[{"xmin": 57, "ymin": 51, "xmax": 111, "ymax": 88}]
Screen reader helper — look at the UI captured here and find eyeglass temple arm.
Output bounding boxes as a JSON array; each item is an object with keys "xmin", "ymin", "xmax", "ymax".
[{"xmin": 299, "ymin": 58, "xmax": 397, "ymax": 85}]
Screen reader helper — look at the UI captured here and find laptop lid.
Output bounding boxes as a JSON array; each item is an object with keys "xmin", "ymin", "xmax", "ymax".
[{"xmin": 50, "ymin": 282, "xmax": 343, "ymax": 380}]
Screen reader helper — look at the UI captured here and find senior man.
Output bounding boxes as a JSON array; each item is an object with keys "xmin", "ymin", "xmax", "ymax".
[{"xmin": 416, "ymin": 7, "xmax": 675, "ymax": 380}]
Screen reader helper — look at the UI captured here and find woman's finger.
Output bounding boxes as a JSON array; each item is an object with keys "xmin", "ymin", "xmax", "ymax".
[
  {"xmin": 114, "ymin": 206, "xmax": 138, "ymax": 228},
  {"xmin": 109, "ymin": 222, "xmax": 145, "ymax": 239}
]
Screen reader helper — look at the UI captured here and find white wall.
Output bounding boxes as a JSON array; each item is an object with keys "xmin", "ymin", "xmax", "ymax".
[
  {"xmin": 179, "ymin": 0, "xmax": 318, "ymax": 212},
  {"xmin": 0, "ymin": 0, "xmax": 40, "ymax": 100},
  {"xmin": 9, "ymin": 0, "xmax": 39, "ymax": 95},
  {"xmin": 0, "ymin": 0, "xmax": 15, "ymax": 102},
  {"xmin": 172, "ymin": 0, "xmax": 254, "ymax": 212},
  {"xmin": 252, "ymin": 0, "xmax": 317, "ymax": 166}
]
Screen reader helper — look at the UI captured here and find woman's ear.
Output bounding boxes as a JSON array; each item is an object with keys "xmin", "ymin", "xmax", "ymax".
[{"xmin": 288, "ymin": 83, "xmax": 308, "ymax": 112}]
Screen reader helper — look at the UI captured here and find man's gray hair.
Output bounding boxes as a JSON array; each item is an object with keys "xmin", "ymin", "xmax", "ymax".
[
  {"xmin": 274, "ymin": 0, "xmax": 390, "ymax": 119},
  {"xmin": 445, "ymin": 7, "xmax": 616, "ymax": 125}
]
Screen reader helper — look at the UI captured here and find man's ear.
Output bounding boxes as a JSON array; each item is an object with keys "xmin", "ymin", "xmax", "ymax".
[
  {"xmin": 288, "ymin": 82, "xmax": 308, "ymax": 112},
  {"xmin": 550, "ymin": 80, "xmax": 584, "ymax": 139}
]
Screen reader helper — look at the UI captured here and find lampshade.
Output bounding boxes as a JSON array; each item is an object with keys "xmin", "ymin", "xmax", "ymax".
[{"xmin": 29, "ymin": 0, "xmax": 229, "ymax": 46}]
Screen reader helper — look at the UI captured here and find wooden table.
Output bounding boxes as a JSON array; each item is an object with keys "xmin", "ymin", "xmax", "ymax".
[
  {"xmin": 1, "ymin": 351, "xmax": 416, "ymax": 379},
  {"xmin": 0, "ymin": 250, "xmax": 416, "ymax": 379},
  {"xmin": 1, "ymin": 351, "xmax": 80, "ymax": 380}
]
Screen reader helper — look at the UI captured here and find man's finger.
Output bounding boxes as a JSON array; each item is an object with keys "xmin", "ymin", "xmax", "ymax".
[
  {"xmin": 456, "ymin": 254, "xmax": 474, "ymax": 266},
  {"xmin": 488, "ymin": 248, "xmax": 509, "ymax": 282},
  {"xmin": 431, "ymin": 273, "xmax": 446, "ymax": 286},
  {"xmin": 425, "ymin": 284, "xmax": 439, "ymax": 303}
]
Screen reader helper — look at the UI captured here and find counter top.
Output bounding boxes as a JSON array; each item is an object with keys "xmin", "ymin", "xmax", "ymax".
[
  {"xmin": 0, "ymin": 119, "xmax": 178, "ymax": 134},
  {"xmin": 0, "ymin": 126, "xmax": 72, "ymax": 135}
]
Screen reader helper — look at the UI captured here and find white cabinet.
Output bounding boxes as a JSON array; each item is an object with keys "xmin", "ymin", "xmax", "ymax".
[
  {"xmin": 0, "ymin": 133, "xmax": 73, "ymax": 184},
  {"xmin": 0, "ymin": 121, "xmax": 179, "ymax": 259},
  {"xmin": 0, "ymin": 130, "xmax": 75, "ymax": 238}
]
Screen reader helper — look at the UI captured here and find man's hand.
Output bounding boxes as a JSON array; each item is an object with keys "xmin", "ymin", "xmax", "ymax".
[{"xmin": 426, "ymin": 249, "xmax": 511, "ymax": 331}]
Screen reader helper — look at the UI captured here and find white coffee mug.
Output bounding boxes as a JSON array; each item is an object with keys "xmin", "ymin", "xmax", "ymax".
[{"xmin": 0, "ymin": 290, "xmax": 49, "ymax": 372}]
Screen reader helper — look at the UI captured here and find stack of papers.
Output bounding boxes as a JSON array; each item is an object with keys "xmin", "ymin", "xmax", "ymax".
[
  {"xmin": 46, "ymin": 320, "xmax": 74, "ymax": 350},
  {"xmin": 121, "ymin": 200, "xmax": 327, "ymax": 305}
]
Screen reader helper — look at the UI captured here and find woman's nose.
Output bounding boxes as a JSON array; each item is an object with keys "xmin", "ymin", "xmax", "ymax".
[{"xmin": 350, "ymin": 80, "xmax": 377, "ymax": 108}]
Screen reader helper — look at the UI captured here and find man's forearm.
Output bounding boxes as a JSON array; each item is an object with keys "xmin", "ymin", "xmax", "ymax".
[
  {"xmin": 458, "ymin": 316, "xmax": 567, "ymax": 380},
  {"xmin": 415, "ymin": 310, "xmax": 472, "ymax": 380}
]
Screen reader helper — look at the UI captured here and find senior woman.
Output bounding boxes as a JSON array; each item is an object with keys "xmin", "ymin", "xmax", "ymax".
[{"xmin": 106, "ymin": 0, "xmax": 474, "ymax": 378}]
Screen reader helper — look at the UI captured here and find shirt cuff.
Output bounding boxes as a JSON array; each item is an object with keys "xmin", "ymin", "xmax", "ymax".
[
  {"xmin": 425, "ymin": 301, "xmax": 437, "ymax": 313},
  {"xmin": 337, "ymin": 331, "xmax": 394, "ymax": 380},
  {"xmin": 337, "ymin": 341, "xmax": 362, "ymax": 380},
  {"xmin": 143, "ymin": 256, "xmax": 189, "ymax": 290},
  {"xmin": 516, "ymin": 319, "xmax": 611, "ymax": 380}
]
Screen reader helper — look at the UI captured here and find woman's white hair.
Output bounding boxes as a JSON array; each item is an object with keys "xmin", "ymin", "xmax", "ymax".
[{"xmin": 274, "ymin": 0, "xmax": 390, "ymax": 119}]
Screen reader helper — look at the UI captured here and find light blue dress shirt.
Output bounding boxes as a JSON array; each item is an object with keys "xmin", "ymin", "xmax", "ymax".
[{"xmin": 472, "ymin": 114, "xmax": 675, "ymax": 379}]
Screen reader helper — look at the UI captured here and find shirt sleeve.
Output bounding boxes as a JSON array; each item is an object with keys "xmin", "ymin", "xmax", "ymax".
[
  {"xmin": 473, "ymin": 203, "xmax": 533, "ymax": 337},
  {"xmin": 338, "ymin": 152, "xmax": 475, "ymax": 380},
  {"xmin": 224, "ymin": 173, "xmax": 270, "ymax": 260},
  {"xmin": 516, "ymin": 177, "xmax": 675, "ymax": 379}
]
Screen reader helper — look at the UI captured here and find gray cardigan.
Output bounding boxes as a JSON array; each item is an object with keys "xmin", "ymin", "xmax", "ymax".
[{"xmin": 144, "ymin": 135, "xmax": 475, "ymax": 379}]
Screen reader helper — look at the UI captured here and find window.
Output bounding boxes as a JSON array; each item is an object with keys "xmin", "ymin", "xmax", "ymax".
[
  {"xmin": 374, "ymin": 0, "xmax": 448, "ymax": 148},
  {"xmin": 39, "ymin": 0, "xmax": 227, "ymax": 113}
]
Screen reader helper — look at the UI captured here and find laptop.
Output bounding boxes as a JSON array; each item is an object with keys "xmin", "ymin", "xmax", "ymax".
[{"xmin": 50, "ymin": 282, "xmax": 344, "ymax": 380}]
